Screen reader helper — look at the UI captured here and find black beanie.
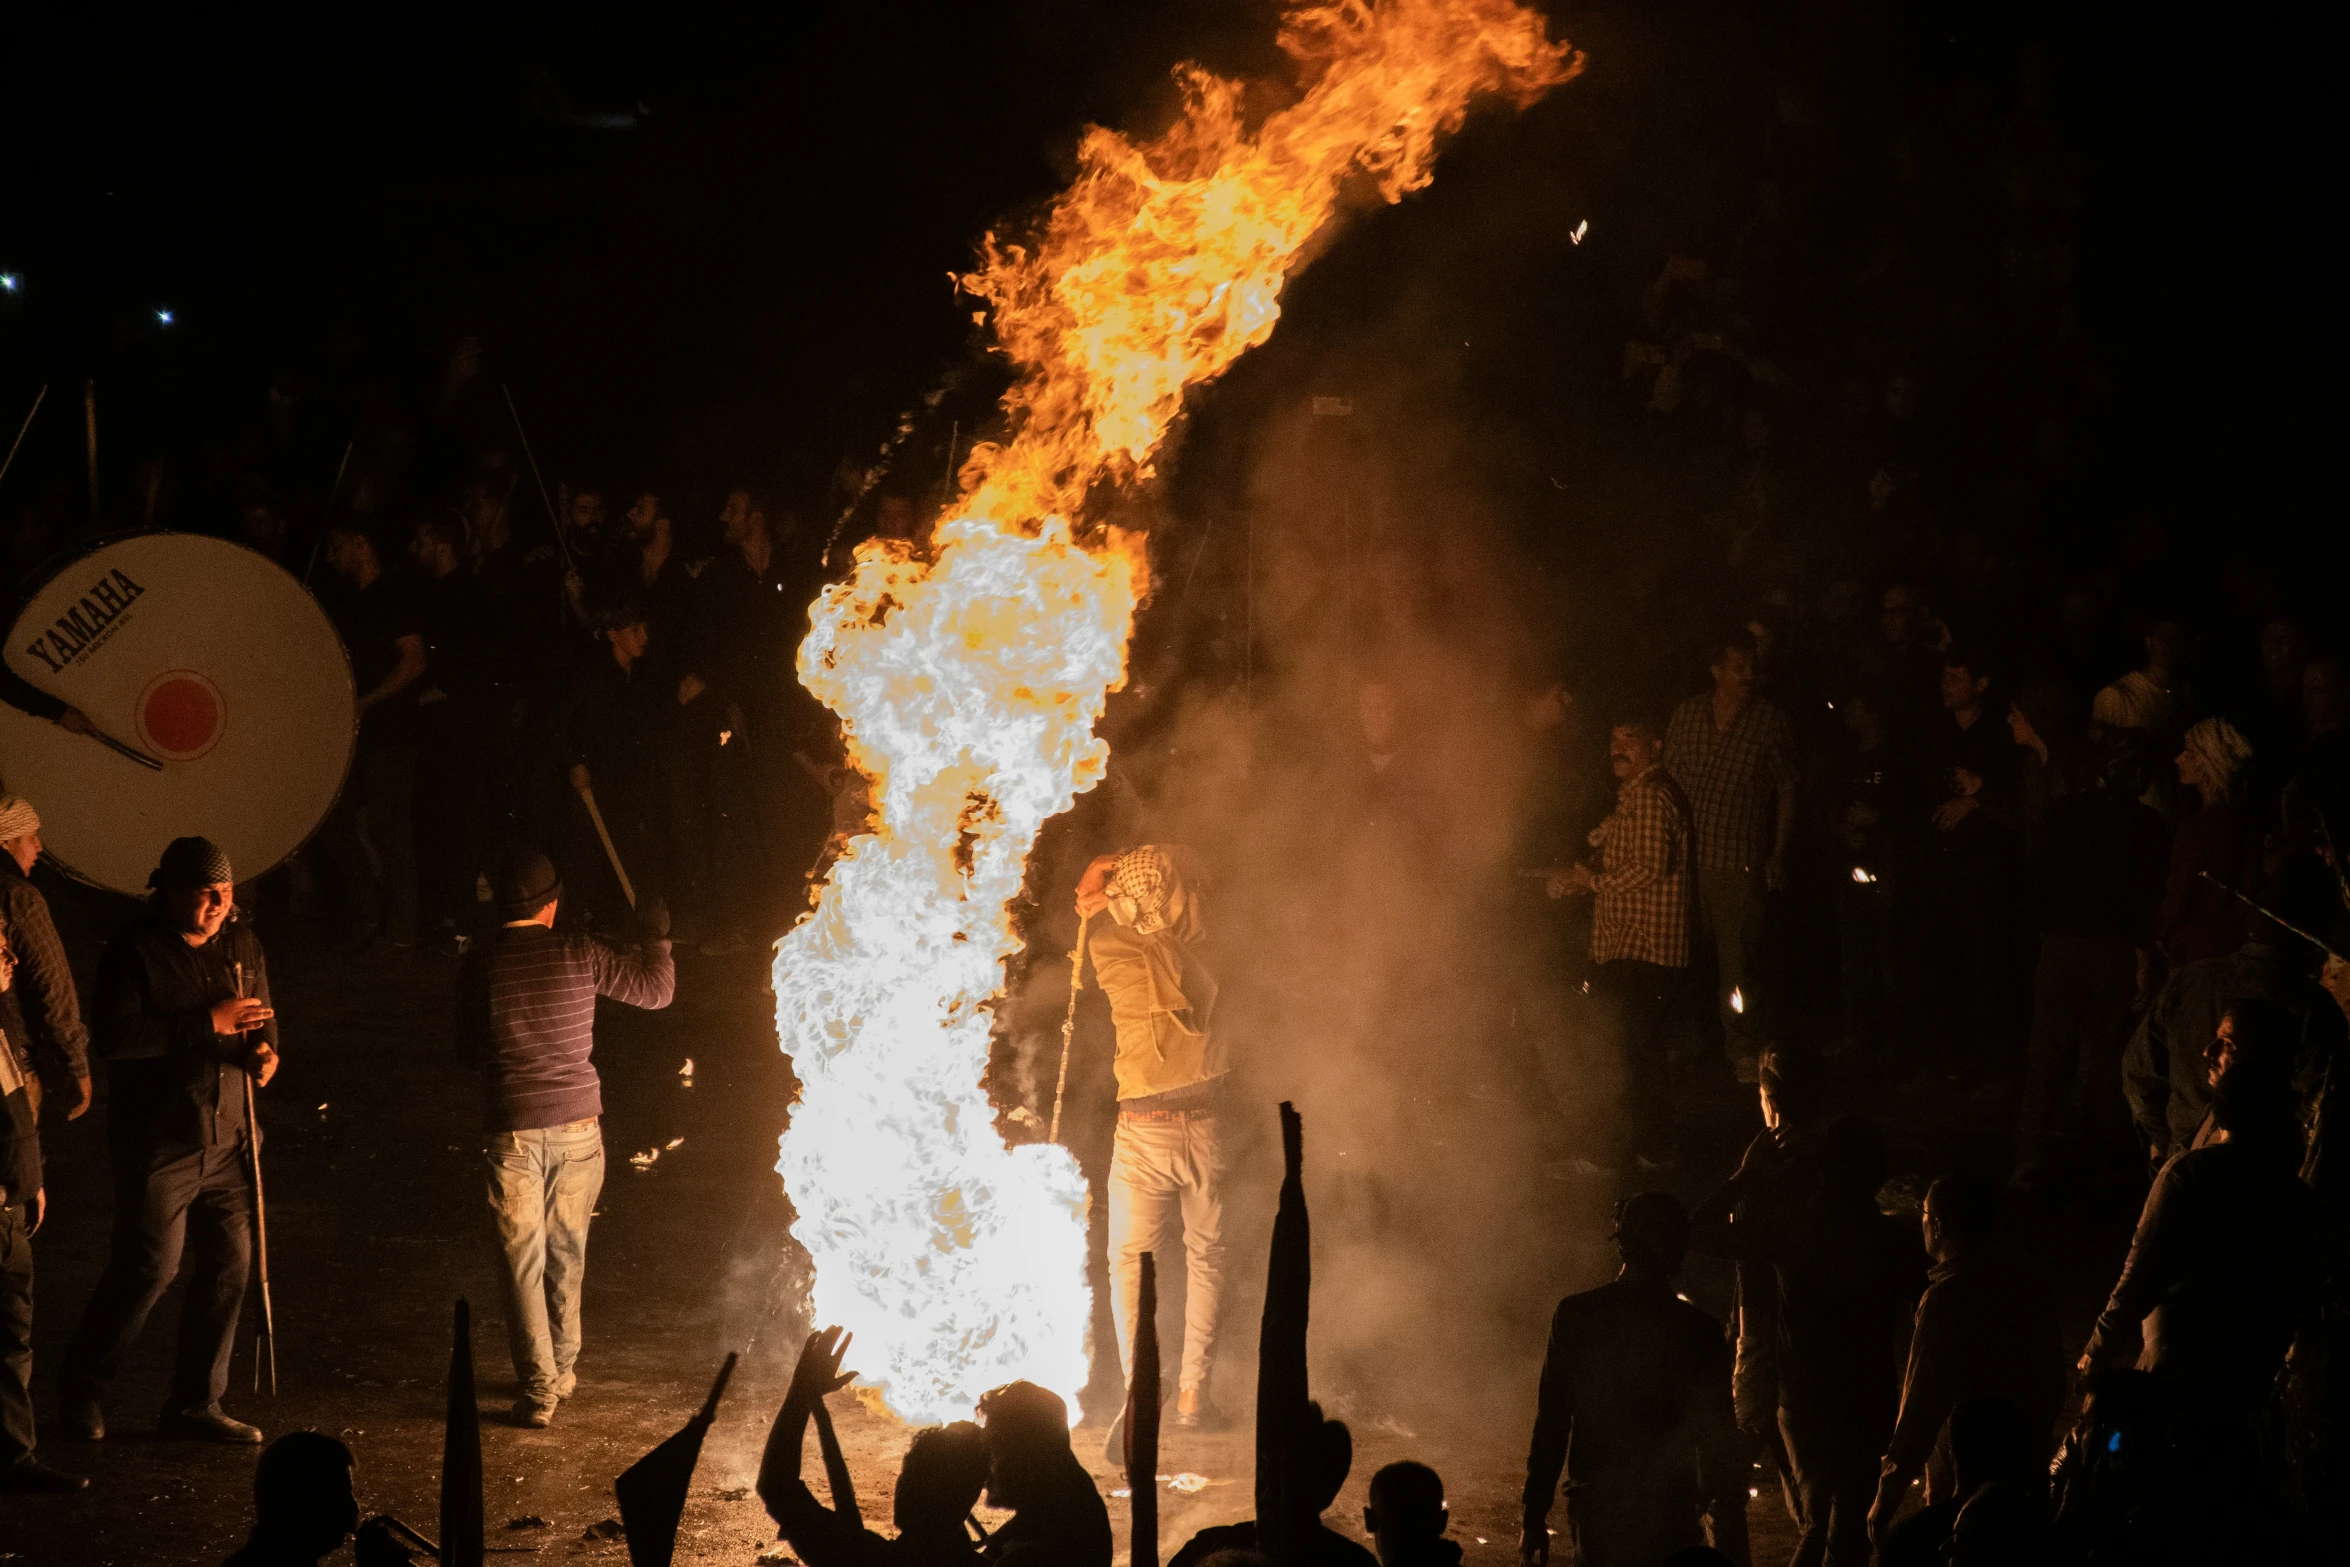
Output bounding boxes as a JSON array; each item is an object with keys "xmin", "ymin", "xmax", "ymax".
[
  {"xmin": 492, "ymin": 849, "xmax": 562, "ymax": 919},
  {"xmin": 150, "ymin": 836, "xmax": 233, "ymax": 890}
]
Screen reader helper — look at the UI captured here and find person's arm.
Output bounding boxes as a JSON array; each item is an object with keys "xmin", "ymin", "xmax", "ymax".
[
  {"xmin": 587, "ymin": 921, "xmax": 676, "ymax": 1011},
  {"xmin": 759, "ymin": 1329, "xmax": 874, "ymax": 1567},
  {"xmin": 357, "ymin": 633, "xmax": 429, "ymax": 715},
  {"xmin": 1688, "ymin": 1131, "xmax": 1789, "ymax": 1259},
  {"xmin": 1519, "ymin": 1304, "xmax": 1575, "ymax": 1566},
  {"xmin": 7, "ymin": 885, "xmax": 92, "ymax": 1113},
  {"xmin": 2081, "ymin": 1157, "xmax": 2187, "ymax": 1372}
]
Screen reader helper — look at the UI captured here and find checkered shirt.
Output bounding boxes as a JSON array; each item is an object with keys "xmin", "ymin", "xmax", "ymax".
[
  {"xmin": 1588, "ymin": 764, "xmax": 1693, "ymax": 967},
  {"xmin": 1664, "ymin": 693, "xmax": 1800, "ymax": 874}
]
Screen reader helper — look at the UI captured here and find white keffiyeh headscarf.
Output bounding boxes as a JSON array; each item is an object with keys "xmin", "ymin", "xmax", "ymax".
[{"xmin": 1104, "ymin": 845, "xmax": 1203, "ymax": 942}]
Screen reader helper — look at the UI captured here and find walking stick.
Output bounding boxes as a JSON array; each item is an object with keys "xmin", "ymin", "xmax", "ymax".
[
  {"xmin": 1048, "ymin": 913, "xmax": 1091, "ymax": 1144},
  {"xmin": 0, "ymin": 384, "xmax": 45, "ymax": 491},
  {"xmin": 573, "ymin": 779, "xmax": 638, "ymax": 909},
  {"xmin": 237, "ymin": 961, "xmax": 277, "ymax": 1396}
]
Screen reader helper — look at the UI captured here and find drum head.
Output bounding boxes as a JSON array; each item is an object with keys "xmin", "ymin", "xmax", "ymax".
[{"xmin": 0, "ymin": 534, "xmax": 355, "ymax": 894}]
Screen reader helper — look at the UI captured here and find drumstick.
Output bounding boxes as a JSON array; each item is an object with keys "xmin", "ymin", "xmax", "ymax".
[{"xmin": 87, "ymin": 728, "xmax": 165, "ymax": 771}]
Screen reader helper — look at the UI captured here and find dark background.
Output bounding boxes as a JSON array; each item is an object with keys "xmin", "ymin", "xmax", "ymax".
[{"xmin": 2, "ymin": 0, "xmax": 2336, "ymax": 640}]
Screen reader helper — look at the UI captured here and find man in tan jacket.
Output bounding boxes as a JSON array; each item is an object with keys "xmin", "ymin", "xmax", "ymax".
[{"xmin": 1075, "ymin": 844, "xmax": 1227, "ymax": 1440}]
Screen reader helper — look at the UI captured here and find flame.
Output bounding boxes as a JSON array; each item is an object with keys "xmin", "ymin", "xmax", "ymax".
[{"xmin": 774, "ymin": 0, "xmax": 1581, "ymax": 1425}]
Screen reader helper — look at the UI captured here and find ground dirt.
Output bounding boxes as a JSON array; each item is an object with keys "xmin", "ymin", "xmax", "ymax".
[{"xmin": 1, "ymin": 884, "xmax": 2131, "ymax": 1566}]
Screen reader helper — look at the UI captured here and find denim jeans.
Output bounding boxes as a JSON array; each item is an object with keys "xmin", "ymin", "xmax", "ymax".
[
  {"xmin": 1107, "ymin": 1111, "xmax": 1224, "ymax": 1396},
  {"xmin": 485, "ymin": 1120, "xmax": 604, "ymax": 1405}
]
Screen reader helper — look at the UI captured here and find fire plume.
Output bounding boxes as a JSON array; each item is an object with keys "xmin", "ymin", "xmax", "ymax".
[{"xmin": 774, "ymin": 0, "xmax": 1580, "ymax": 1424}]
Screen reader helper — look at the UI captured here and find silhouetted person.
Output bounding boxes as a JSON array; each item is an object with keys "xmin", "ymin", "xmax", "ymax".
[
  {"xmin": 2158, "ymin": 717, "xmax": 2258, "ymax": 966},
  {"xmin": 1694, "ymin": 1116, "xmax": 1922, "ymax": 1567},
  {"xmin": 1, "ymin": 912, "xmax": 84, "ymax": 1492},
  {"xmin": 2011, "ymin": 740, "xmax": 2168, "ymax": 1188},
  {"xmin": 1367, "ymin": 1461, "xmax": 1459, "ymax": 1567},
  {"xmin": 1171, "ymin": 1403, "xmax": 1376, "ymax": 1567},
  {"xmin": 454, "ymin": 850, "xmax": 673, "ymax": 1427},
  {"xmin": 974, "ymin": 1381, "xmax": 1111, "ymax": 1567},
  {"xmin": 558, "ymin": 605, "xmax": 678, "ymax": 932},
  {"xmin": 0, "ymin": 793, "xmax": 93, "ymax": 1122},
  {"xmin": 1876, "ymin": 1397, "xmax": 2044, "ymax": 1567},
  {"xmin": 760, "ymin": 1327, "xmax": 987, "ymax": 1567},
  {"xmin": 60, "ymin": 837, "xmax": 278, "ymax": 1446},
  {"xmin": 222, "ymin": 1431, "xmax": 359, "ymax": 1566},
  {"xmin": 2124, "ymin": 863, "xmax": 2345, "ymax": 1167},
  {"xmin": 1521, "ymin": 1192, "xmax": 1749, "ymax": 1567},
  {"xmin": 1664, "ymin": 628, "xmax": 1799, "ymax": 1079},
  {"xmin": 319, "ymin": 517, "xmax": 428, "ymax": 949},
  {"xmin": 2083, "ymin": 999, "xmax": 2321, "ymax": 1425},
  {"xmin": 1869, "ymin": 1174, "xmax": 2063, "ymax": 1544}
]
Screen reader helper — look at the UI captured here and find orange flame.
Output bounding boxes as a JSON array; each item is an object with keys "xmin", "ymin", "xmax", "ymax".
[{"xmin": 775, "ymin": 0, "xmax": 1580, "ymax": 1424}]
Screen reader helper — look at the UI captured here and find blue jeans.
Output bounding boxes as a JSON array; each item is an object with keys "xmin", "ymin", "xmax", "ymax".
[{"xmin": 485, "ymin": 1120, "xmax": 604, "ymax": 1405}]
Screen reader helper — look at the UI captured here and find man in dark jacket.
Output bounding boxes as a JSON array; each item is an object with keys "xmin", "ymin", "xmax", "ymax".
[
  {"xmin": 456, "ymin": 849, "xmax": 672, "ymax": 1427},
  {"xmin": 1521, "ymin": 1192, "xmax": 1750, "ymax": 1567},
  {"xmin": 58, "ymin": 836, "xmax": 278, "ymax": 1445},
  {"xmin": 2, "ymin": 912, "xmax": 87, "ymax": 1490},
  {"xmin": 0, "ymin": 793, "xmax": 93, "ymax": 1121},
  {"xmin": 1868, "ymin": 1174, "xmax": 2064, "ymax": 1545},
  {"xmin": 1694, "ymin": 1118, "xmax": 1923, "ymax": 1567},
  {"xmin": 557, "ymin": 605, "xmax": 676, "ymax": 932},
  {"xmin": 2010, "ymin": 753, "xmax": 2169, "ymax": 1187}
]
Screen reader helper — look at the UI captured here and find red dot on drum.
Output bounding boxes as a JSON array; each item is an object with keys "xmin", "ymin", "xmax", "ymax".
[{"xmin": 144, "ymin": 676, "xmax": 221, "ymax": 755}]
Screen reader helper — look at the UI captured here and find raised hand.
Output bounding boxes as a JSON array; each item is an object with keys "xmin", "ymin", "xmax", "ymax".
[{"xmin": 790, "ymin": 1326, "xmax": 856, "ymax": 1410}]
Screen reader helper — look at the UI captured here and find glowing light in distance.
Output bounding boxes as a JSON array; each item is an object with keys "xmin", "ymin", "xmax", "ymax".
[
  {"xmin": 1851, "ymin": 866, "xmax": 1878, "ymax": 884},
  {"xmin": 155, "ymin": 307, "xmax": 175, "ymax": 326},
  {"xmin": 1729, "ymin": 986, "xmax": 1745, "ymax": 1014}
]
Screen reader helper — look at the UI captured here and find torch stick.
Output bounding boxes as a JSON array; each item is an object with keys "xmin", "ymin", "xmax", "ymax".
[
  {"xmin": 1127, "ymin": 1251, "xmax": 1162, "ymax": 1567},
  {"xmin": 237, "ymin": 960, "xmax": 277, "ymax": 1396},
  {"xmin": 2197, "ymin": 870, "xmax": 2344, "ymax": 961},
  {"xmin": 1048, "ymin": 913, "xmax": 1091, "ymax": 1143},
  {"xmin": 301, "ymin": 440, "xmax": 356, "ymax": 588},
  {"xmin": 501, "ymin": 384, "xmax": 575, "ymax": 574},
  {"xmin": 0, "ymin": 384, "xmax": 45, "ymax": 491},
  {"xmin": 573, "ymin": 779, "xmax": 638, "ymax": 909}
]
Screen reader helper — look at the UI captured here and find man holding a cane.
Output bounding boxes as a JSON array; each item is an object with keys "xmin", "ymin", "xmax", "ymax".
[{"xmin": 59, "ymin": 836, "xmax": 277, "ymax": 1445}]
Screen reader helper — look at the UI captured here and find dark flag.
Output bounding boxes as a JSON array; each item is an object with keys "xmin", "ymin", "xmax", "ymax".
[
  {"xmin": 443, "ymin": 1300, "xmax": 484, "ymax": 1567},
  {"xmin": 1127, "ymin": 1251, "xmax": 1162, "ymax": 1567},
  {"xmin": 616, "ymin": 1352, "xmax": 740, "ymax": 1567},
  {"xmin": 1254, "ymin": 1103, "xmax": 1311, "ymax": 1567}
]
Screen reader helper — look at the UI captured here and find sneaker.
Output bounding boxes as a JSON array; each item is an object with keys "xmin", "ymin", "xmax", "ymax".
[
  {"xmin": 1, "ymin": 1457, "xmax": 89, "ymax": 1493},
  {"xmin": 158, "ymin": 1409, "xmax": 264, "ymax": 1445},
  {"xmin": 57, "ymin": 1394, "xmax": 103, "ymax": 1442},
  {"xmin": 1171, "ymin": 1388, "xmax": 1230, "ymax": 1432},
  {"xmin": 510, "ymin": 1398, "xmax": 556, "ymax": 1429}
]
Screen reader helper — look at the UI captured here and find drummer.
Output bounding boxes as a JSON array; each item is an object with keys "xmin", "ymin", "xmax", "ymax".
[{"xmin": 57, "ymin": 837, "xmax": 278, "ymax": 1446}]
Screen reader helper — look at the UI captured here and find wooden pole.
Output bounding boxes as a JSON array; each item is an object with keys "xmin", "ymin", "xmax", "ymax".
[
  {"xmin": 0, "ymin": 384, "xmax": 45, "ymax": 490},
  {"xmin": 83, "ymin": 379, "xmax": 98, "ymax": 523}
]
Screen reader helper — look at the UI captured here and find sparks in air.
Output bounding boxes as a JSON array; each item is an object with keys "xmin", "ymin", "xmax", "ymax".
[{"xmin": 771, "ymin": 0, "xmax": 1583, "ymax": 1425}]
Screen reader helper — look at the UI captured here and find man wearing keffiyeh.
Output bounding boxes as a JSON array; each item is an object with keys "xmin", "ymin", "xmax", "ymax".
[{"xmin": 1073, "ymin": 843, "xmax": 1227, "ymax": 1441}]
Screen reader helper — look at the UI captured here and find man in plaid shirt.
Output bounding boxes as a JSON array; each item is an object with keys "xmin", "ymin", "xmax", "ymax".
[
  {"xmin": 1554, "ymin": 714, "xmax": 1693, "ymax": 1167},
  {"xmin": 1665, "ymin": 630, "xmax": 1799, "ymax": 1081}
]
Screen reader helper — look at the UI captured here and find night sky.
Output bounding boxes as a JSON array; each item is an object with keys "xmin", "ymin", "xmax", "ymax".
[{"xmin": 0, "ymin": 0, "xmax": 2332, "ymax": 595}]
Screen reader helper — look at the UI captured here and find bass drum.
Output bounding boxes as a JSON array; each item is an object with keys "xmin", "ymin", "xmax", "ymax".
[{"xmin": 0, "ymin": 533, "xmax": 355, "ymax": 895}]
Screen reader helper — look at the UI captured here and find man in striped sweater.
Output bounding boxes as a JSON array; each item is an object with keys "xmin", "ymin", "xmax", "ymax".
[{"xmin": 456, "ymin": 849, "xmax": 673, "ymax": 1427}]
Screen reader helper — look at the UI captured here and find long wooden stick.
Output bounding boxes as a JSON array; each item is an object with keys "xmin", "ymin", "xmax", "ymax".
[
  {"xmin": 237, "ymin": 960, "xmax": 277, "ymax": 1396},
  {"xmin": 574, "ymin": 780, "xmax": 637, "ymax": 908},
  {"xmin": 1049, "ymin": 913, "xmax": 1091, "ymax": 1143},
  {"xmin": 301, "ymin": 440, "xmax": 356, "ymax": 587},
  {"xmin": 0, "ymin": 385, "xmax": 44, "ymax": 490}
]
